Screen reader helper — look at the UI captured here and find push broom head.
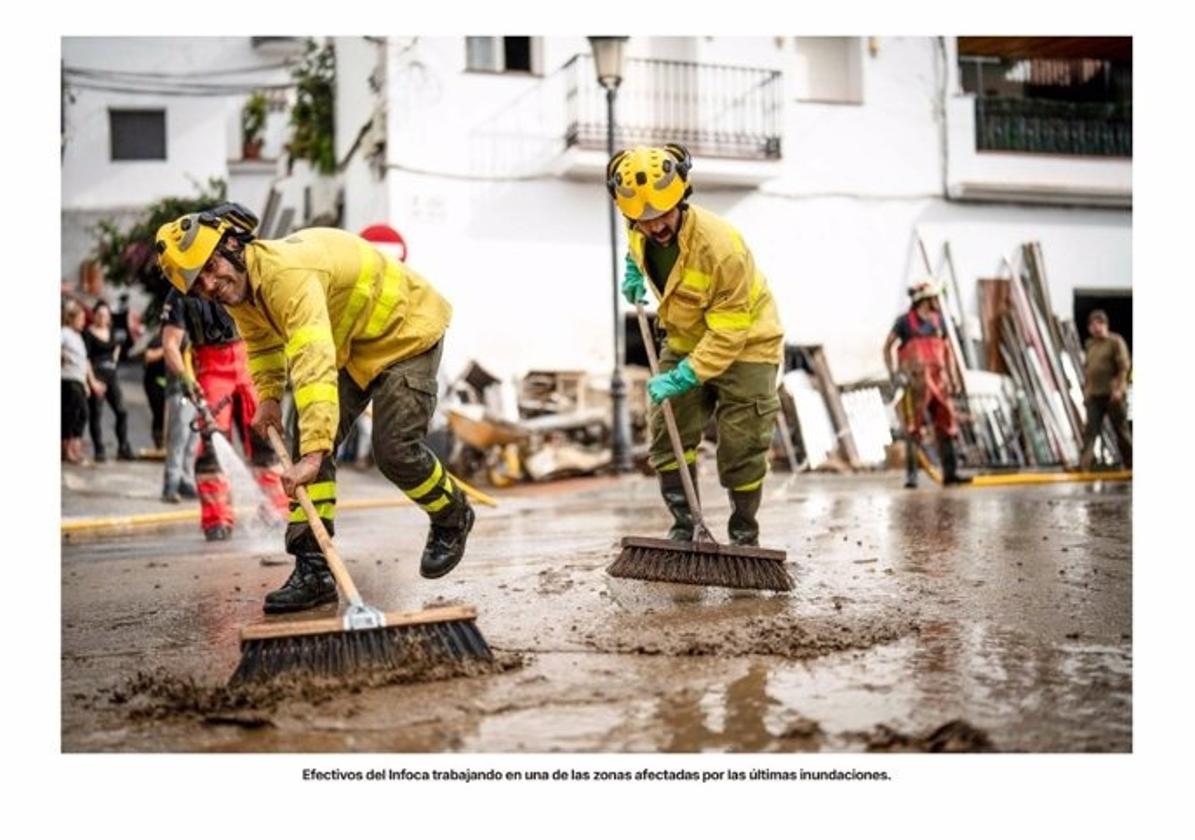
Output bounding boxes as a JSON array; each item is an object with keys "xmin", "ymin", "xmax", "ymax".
[
  {"xmin": 230, "ymin": 605, "xmax": 492, "ymax": 686},
  {"xmin": 609, "ymin": 536, "xmax": 793, "ymax": 592}
]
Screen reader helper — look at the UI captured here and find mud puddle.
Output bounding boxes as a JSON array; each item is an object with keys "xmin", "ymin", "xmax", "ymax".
[
  {"xmin": 85, "ymin": 652, "xmax": 523, "ymax": 726},
  {"xmin": 588, "ymin": 587, "xmax": 922, "ymax": 659},
  {"xmin": 588, "ymin": 610, "xmax": 921, "ymax": 659}
]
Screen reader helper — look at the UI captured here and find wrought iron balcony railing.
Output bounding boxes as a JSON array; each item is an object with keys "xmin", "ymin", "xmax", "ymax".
[
  {"xmin": 563, "ymin": 54, "xmax": 783, "ymax": 160},
  {"xmin": 975, "ymin": 97, "xmax": 1131, "ymax": 157}
]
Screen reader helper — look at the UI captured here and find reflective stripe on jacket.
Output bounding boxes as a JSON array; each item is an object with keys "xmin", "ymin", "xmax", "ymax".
[
  {"xmin": 227, "ymin": 228, "xmax": 452, "ymax": 455},
  {"xmin": 627, "ymin": 204, "xmax": 783, "ymax": 382}
]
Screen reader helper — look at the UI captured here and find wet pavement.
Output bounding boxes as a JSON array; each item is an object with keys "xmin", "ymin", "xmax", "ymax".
[{"xmin": 61, "ymin": 453, "xmax": 1132, "ymax": 753}]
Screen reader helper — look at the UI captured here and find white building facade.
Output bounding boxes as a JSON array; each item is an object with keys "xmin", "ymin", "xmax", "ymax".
[{"xmin": 60, "ymin": 35, "xmax": 1131, "ymax": 385}]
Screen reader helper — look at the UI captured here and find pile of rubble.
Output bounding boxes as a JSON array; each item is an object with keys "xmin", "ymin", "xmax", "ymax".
[{"xmin": 441, "ymin": 362, "xmax": 650, "ymax": 486}]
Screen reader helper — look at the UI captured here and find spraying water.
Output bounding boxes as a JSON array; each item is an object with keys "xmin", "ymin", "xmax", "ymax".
[{"xmin": 209, "ymin": 432, "xmax": 286, "ymax": 549}]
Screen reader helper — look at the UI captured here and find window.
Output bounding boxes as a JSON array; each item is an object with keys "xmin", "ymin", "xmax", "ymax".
[
  {"xmin": 109, "ymin": 109, "xmax": 166, "ymax": 161},
  {"xmin": 465, "ymin": 36, "xmax": 539, "ymax": 74},
  {"xmin": 792, "ymin": 37, "xmax": 863, "ymax": 104}
]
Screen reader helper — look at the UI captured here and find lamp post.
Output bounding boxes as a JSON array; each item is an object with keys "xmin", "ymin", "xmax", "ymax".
[{"xmin": 589, "ymin": 35, "xmax": 632, "ymax": 474}]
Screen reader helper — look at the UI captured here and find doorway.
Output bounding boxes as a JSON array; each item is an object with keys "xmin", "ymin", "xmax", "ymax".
[{"xmin": 1073, "ymin": 288, "xmax": 1132, "ymax": 351}]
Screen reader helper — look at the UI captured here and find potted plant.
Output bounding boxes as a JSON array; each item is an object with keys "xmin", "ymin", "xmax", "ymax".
[{"xmin": 241, "ymin": 92, "xmax": 268, "ymax": 160}]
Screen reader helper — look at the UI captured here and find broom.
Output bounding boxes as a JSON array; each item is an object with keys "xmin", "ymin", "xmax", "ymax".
[
  {"xmin": 608, "ymin": 303, "xmax": 793, "ymax": 592},
  {"xmin": 229, "ymin": 427, "xmax": 492, "ymax": 685}
]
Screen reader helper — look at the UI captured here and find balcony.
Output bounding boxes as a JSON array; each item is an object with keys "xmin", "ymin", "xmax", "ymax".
[
  {"xmin": 976, "ymin": 97, "xmax": 1131, "ymax": 157},
  {"xmin": 563, "ymin": 54, "xmax": 782, "ymax": 161},
  {"xmin": 948, "ymin": 41, "xmax": 1132, "ymax": 207},
  {"xmin": 460, "ymin": 53, "xmax": 784, "ymax": 186}
]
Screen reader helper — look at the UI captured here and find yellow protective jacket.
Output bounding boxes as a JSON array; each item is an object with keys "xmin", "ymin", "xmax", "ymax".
[
  {"xmin": 225, "ymin": 227, "xmax": 452, "ymax": 456},
  {"xmin": 627, "ymin": 204, "xmax": 783, "ymax": 382}
]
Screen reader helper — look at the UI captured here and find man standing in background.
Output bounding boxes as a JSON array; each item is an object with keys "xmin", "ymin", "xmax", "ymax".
[{"xmin": 1078, "ymin": 309, "xmax": 1132, "ymax": 470}]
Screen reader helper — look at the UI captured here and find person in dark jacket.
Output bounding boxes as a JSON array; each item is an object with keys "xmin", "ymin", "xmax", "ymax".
[
  {"xmin": 1078, "ymin": 309, "xmax": 1132, "ymax": 469},
  {"xmin": 83, "ymin": 301, "xmax": 134, "ymax": 461}
]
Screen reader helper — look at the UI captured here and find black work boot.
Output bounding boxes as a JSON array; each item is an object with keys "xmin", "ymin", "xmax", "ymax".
[
  {"xmin": 420, "ymin": 497, "xmax": 475, "ymax": 579},
  {"xmin": 204, "ymin": 524, "xmax": 233, "ymax": 541},
  {"xmin": 904, "ymin": 439, "xmax": 919, "ymax": 489},
  {"xmin": 940, "ymin": 437, "xmax": 972, "ymax": 485},
  {"xmin": 263, "ymin": 553, "xmax": 338, "ymax": 614},
  {"xmin": 117, "ymin": 441, "xmax": 136, "ymax": 461},
  {"xmin": 727, "ymin": 487, "xmax": 763, "ymax": 547},
  {"xmin": 659, "ymin": 466, "xmax": 699, "ymax": 542}
]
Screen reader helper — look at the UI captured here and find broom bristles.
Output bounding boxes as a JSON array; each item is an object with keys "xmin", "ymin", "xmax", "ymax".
[
  {"xmin": 230, "ymin": 617, "xmax": 492, "ymax": 686},
  {"xmin": 609, "ymin": 541, "xmax": 793, "ymax": 592}
]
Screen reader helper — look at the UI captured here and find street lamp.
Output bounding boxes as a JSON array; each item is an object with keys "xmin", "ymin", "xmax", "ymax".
[{"xmin": 588, "ymin": 35, "xmax": 632, "ymax": 474}]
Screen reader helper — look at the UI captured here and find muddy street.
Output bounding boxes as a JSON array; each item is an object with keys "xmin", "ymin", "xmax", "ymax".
[{"xmin": 61, "ymin": 471, "xmax": 1131, "ymax": 752}]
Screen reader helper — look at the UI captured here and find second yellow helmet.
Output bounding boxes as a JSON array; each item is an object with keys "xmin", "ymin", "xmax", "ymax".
[{"xmin": 606, "ymin": 143, "xmax": 692, "ymax": 221}]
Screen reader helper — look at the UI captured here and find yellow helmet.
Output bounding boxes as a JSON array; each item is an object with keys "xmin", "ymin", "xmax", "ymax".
[
  {"xmin": 154, "ymin": 203, "xmax": 258, "ymax": 294},
  {"xmin": 606, "ymin": 143, "xmax": 692, "ymax": 221},
  {"xmin": 908, "ymin": 277, "xmax": 941, "ymax": 304}
]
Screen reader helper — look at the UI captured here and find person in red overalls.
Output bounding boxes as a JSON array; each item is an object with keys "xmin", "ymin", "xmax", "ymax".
[
  {"xmin": 161, "ymin": 286, "xmax": 289, "ymax": 539},
  {"xmin": 883, "ymin": 279, "xmax": 970, "ymax": 487}
]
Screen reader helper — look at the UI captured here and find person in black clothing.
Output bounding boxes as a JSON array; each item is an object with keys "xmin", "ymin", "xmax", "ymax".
[
  {"xmin": 142, "ymin": 331, "xmax": 168, "ymax": 449},
  {"xmin": 83, "ymin": 301, "xmax": 134, "ymax": 461}
]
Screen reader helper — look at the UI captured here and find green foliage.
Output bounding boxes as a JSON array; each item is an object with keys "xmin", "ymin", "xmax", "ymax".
[
  {"xmin": 242, "ymin": 91, "xmax": 268, "ymax": 144},
  {"xmin": 90, "ymin": 177, "xmax": 227, "ymax": 319},
  {"xmin": 287, "ymin": 40, "xmax": 336, "ymax": 175}
]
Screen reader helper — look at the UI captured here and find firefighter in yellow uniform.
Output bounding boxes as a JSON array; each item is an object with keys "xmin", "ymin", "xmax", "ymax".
[
  {"xmin": 607, "ymin": 145, "xmax": 784, "ymax": 546},
  {"xmin": 155, "ymin": 204, "xmax": 473, "ymax": 613}
]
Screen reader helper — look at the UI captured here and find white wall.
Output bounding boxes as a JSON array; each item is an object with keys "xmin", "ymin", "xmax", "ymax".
[
  {"xmin": 62, "ymin": 37, "xmax": 276, "ymax": 209},
  {"xmin": 335, "ymin": 37, "xmax": 389, "ymax": 235},
  {"xmin": 779, "ymin": 37, "xmax": 942, "ymax": 198},
  {"xmin": 61, "ymin": 37, "xmax": 295, "ymax": 280},
  {"xmin": 388, "ymin": 171, "xmax": 616, "ymax": 382},
  {"xmin": 791, "ymin": 37, "xmax": 863, "ymax": 102}
]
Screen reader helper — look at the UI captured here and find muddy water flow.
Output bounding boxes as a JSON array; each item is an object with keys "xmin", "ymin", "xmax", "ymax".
[{"xmin": 62, "ymin": 475, "xmax": 1131, "ymax": 752}]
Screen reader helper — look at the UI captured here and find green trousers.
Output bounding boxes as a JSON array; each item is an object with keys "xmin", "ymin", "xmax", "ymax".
[
  {"xmin": 284, "ymin": 339, "xmax": 463, "ymax": 556},
  {"xmin": 648, "ymin": 347, "xmax": 781, "ymax": 491}
]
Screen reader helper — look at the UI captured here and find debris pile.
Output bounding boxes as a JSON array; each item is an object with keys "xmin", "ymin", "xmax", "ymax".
[{"xmin": 443, "ymin": 362, "xmax": 651, "ymax": 487}]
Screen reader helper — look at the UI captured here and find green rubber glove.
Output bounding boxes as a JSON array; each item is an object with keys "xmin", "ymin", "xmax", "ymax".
[
  {"xmin": 181, "ymin": 372, "xmax": 201, "ymax": 401},
  {"xmin": 621, "ymin": 253, "xmax": 647, "ymax": 304},
  {"xmin": 647, "ymin": 358, "xmax": 701, "ymax": 405}
]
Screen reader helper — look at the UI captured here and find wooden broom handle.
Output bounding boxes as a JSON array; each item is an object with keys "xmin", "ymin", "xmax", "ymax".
[
  {"xmin": 266, "ymin": 425, "xmax": 365, "ymax": 607},
  {"xmin": 634, "ymin": 302, "xmax": 710, "ymax": 537}
]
